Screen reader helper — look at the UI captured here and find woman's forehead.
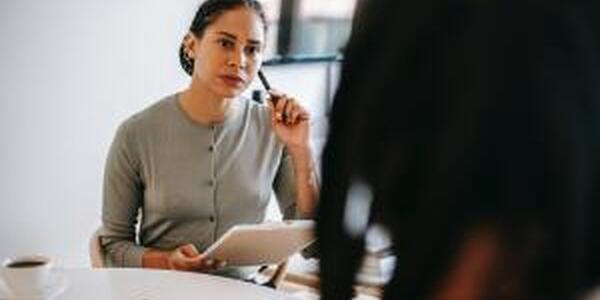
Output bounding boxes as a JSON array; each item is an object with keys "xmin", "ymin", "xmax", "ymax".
[{"xmin": 205, "ymin": 7, "xmax": 265, "ymax": 43}]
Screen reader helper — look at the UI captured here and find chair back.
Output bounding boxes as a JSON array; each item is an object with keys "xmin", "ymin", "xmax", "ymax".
[{"xmin": 89, "ymin": 227, "xmax": 105, "ymax": 268}]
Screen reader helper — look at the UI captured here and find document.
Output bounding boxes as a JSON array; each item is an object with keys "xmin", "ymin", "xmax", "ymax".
[{"xmin": 203, "ymin": 220, "xmax": 315, "ymax": 266}]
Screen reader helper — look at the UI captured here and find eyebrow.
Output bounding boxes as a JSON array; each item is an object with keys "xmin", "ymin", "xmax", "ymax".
[{"xmin": 216, "ymin": 31, "xmax": 262, "ymax": 46}]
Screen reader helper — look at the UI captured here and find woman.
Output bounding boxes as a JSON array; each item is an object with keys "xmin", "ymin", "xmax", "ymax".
[
  {"xmin": 101, "ymin": 0, "xmax": 318, "ymax": 280},
  {"xmin": 317, "ymin": 0, "xmax": 600, "ymax": 299}
]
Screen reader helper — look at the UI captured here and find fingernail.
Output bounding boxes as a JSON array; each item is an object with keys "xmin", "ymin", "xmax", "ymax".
[
  {"xmin": 219, "ymin": 261, "xmax": 227, "ymax": 268},
  {"xmin": 205, "ymin": 259, "xmax": 214, "ymax": 266}
]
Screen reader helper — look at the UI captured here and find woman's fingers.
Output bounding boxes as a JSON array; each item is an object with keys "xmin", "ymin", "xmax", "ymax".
[
  {"xmin": 287, "ymin": 101, "xmax": 310, "ymax": 125},
  {"xmin": 269, "ymin": 94, "xmax": 309, "ymax": 125},
  {"xmin": 169, "ymin": 246, "xmax": 199, "ymax": 270},
  {"xmin": 266, "ymin": 90, "xmax": 284, "ymax": 118},
  {"xmin": 169, "ymin": 244, "xmax": 228, "ymax": 272},
  {"xmin": 180, "ymin": 244, "xmax": 200, "ymax": 258},
  {"xmin": 267, "ymin": 90, "xmax": 292, "ymax": 123},
  {"xmin": 274, "ymin": 94, "xmax": 287, "ymax": 122},
  {"xmin": 284, "ymin": 98, "xmax": 299, "ymax": 125},
  {"xmin": 290, "ymin": 103, "xmax": 309, "ymax": 124},
  {"xmin": 192, "ymin": 257, "xmax": 226, "ymax": 271},
  {"xmin": 201, "ymin": 258, "xmax": 226, "ymax": 269}
]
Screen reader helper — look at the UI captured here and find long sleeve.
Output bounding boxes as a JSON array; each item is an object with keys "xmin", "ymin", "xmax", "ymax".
[
  {"xmin": 272, "ymin": 148, "xmax": 301, "ymax": 220},
  {"xmin": 273, "ymin": 147, "xmax": 318, "ymax": 220},
  {"xmin": 273, "ymin": 148, "xmax": 320, "ymax": 259},
  {"xmin": 100, "ymin": 120, "xmax": 147, "ymax": 267}
]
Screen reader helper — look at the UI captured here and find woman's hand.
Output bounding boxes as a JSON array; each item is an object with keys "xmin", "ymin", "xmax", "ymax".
[
  {"xmin": 140, "ymin": 244, "xmax": 226, "ymax": 272},
  {"xmin": 267, "ymin": 91, "xmax": 318, "ymax": 218},
  {"xmin": 167, "ymin": 244, "xmax": 225, "ymax": 272},
  {"xmin": 267, "ymin": 91, "xmax": 311, "ymax": 152}
]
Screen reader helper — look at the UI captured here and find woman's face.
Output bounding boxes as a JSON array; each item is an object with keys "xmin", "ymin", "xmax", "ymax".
[{"xmin": 186, "ymin": 7, "xmax": 265, "ymax": 99}]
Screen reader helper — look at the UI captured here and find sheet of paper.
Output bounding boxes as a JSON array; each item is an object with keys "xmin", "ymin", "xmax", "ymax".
[{"xmin": 203, "ymin": 220, "xmax": 315, "ymax": 266}]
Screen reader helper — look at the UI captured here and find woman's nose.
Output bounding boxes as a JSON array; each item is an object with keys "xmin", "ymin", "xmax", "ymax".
[{"xmin": 227, "ymin": 49, "xmax": 247, "ymax": 69}]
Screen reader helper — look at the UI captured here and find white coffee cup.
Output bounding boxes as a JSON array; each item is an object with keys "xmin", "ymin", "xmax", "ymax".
[{"xmin": 0, "ymin": 255, "xmax": 53, "ymax": 298}]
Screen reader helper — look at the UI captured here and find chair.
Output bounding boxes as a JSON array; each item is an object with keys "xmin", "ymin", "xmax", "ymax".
[
  {"xmin": 260, "ymin": 260, "xmax": 289, "ymax": 289},
  {"xmin": 89, "ymin": 227, "xmax": 105, "ymax": 268},
  {"xmin": 89, "ymin": 227, "xmax": 289, "ymax": 288}
]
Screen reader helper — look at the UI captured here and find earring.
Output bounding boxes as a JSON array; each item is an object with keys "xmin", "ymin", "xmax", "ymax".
[
  {"xmin": 184, "ymin": 51, "xmax": 195, "ymax": 65},
  {"xmin": 182, "ymin": 50, "xmax": 195, "ymax": 75}
]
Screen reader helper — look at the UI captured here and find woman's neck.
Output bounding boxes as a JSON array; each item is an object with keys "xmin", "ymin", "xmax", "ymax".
[{"xmin": 179, "ymin": 80, "xmax": 235, "ymax": 125}]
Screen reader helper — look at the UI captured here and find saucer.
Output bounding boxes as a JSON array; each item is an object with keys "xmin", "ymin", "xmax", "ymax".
[{"xmin": 0, "ymin": 273, "xmax": 68, "ymax": 300}]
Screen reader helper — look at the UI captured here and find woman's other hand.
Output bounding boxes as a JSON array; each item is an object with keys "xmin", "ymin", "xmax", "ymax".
[
  {"xmin": 168, "ymin": 244, "xmax": 226, "ymax": 272},
  {"xmin": 267, "ymin": 91, "xmax": 311, "ymax": 152},
  {"xmin": 267, "ymin": 91, "xmax": 318, "ymax": 218},
  {"xmin": 142, "ymin": 244, "xmax": 226, "ymax": 272}
]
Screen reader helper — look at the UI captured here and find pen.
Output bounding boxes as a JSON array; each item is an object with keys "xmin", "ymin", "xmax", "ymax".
[
  {"xmin": 258, "ymin": 70, "xmax": 284, "ymax": 119},
  {"xmin": 258, "ymin": 70, "xmax": 272, "ymax": 92},
  {"xmin": 258, "ymin": 70, "xmax": 308, "ymax": 122}
]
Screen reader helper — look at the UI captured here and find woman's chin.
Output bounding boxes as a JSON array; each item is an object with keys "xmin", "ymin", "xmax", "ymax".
[{"xmin": 216, "ymin": 86, "xmax": 244, "ymax": 99}]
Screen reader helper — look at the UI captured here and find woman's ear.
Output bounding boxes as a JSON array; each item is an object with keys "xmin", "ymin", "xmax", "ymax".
[{"xmin": 183, "ymin": 33, "xmax": 196, "ymax": 59}]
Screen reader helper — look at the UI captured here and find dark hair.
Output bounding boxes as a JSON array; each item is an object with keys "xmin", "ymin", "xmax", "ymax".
[
  {"xmin": 317, "ymin": 1, "xmax": 600, "ymax": 300},
  {"xmin": 179, "ymin": 0, "xmax": 267, "ymax": 76}
]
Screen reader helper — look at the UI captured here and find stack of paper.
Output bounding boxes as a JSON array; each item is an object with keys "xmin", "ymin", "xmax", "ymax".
[
  {"xmin": 356, "ymin": 249, "xmax": 396, "ymax": 285},
  {"xmin": 355, "ymin": 225, "xmax": 396, "ymax": 285},
  {"xmin": 203, "ymin": 220, "xmax": 316, "ymax": 266}
]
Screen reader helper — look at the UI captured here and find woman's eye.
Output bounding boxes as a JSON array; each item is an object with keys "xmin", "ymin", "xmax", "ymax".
[
  {"xmin": 245, "ymin": 46, "xmax": 259, "ymax": 55},
  {"xmin": 218, "ymin": 39, "xmax": 234, "ymax": 48}
]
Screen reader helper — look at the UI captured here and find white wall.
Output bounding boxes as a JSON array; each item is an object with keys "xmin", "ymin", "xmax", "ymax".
[{"xmin": 0, "ymin": 1, "xmax": 335, "ymax": 267}]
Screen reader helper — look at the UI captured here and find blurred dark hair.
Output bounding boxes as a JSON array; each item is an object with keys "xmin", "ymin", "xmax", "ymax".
[
  {"xmin": 179, "ymin": 0, "xmax": 267, "ymax": 76},
  {"xmin": 317, "ymin": 1, "xmax": 600, "ymax": 299}
]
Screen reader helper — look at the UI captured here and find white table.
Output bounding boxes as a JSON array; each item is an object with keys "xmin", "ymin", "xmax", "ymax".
[{"xmin": 0, "ymin": 268, "xmax": 297, "ymax": 300}]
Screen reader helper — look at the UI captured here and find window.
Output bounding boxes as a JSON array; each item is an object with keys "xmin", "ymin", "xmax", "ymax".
[{"xmin": 260, "ymin": 0, "xmax": 358, "ymax": 60}]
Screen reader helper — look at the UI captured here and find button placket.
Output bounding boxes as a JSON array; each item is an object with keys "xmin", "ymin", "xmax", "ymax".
[{"xmin": 209, "ymin": 124, "xmax": 219, "ymax": 236}]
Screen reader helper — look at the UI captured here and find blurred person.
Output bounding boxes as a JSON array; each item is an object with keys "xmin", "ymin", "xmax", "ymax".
[{"xmin": 317, "ymin": 0, "xmax": 600, "ymax": 299}]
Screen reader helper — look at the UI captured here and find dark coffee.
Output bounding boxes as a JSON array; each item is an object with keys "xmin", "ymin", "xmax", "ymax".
[{"xmin": 6, "ymin": 261, "xmax": 46, "ymax": 268}]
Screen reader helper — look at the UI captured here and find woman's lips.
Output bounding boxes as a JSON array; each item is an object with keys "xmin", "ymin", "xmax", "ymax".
[{"xmin": 219, "ymin": 75, "xmax": 245, "ymax": 87}]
